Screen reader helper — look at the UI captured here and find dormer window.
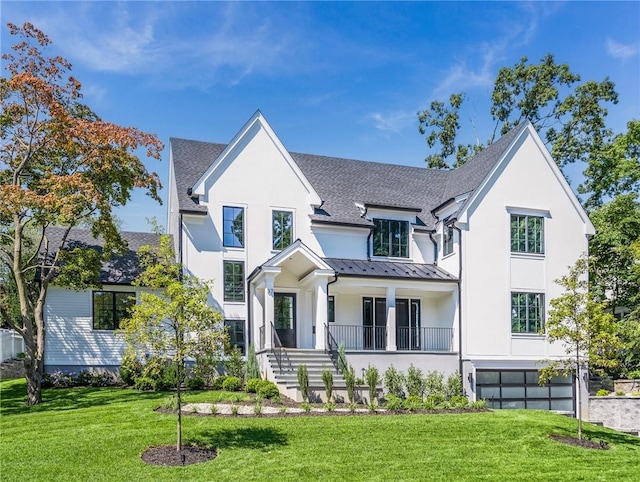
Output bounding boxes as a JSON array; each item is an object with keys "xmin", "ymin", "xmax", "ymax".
[
  {"xmin": 373, "ymin": 219, "xmax": 409, "ymax": 258},
  {"xmin": 443, "ymin": 225, "xmax": 454, "ymax": 256}
]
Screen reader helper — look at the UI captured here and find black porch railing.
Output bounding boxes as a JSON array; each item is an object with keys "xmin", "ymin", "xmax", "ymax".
[
  {"xmin": 271, "ymin": 322, "xmax": 293, "ymax": 374},
  {"xmin": 328, "ymin": 325, "xmax": 387, "ymax": 351},
  {"xmin": 328, "ymin": 324, "xmax": 454, "ymax": 352},
  {"xmin": 397, "ymin": 327, "xmax": 454, "ymax": 351}
]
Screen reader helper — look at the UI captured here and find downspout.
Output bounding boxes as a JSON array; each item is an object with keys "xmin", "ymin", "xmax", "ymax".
[
  {"xmin": 366, "ymin": 227, "xmax": 374, "ymax": 260},
  {"xmin": 178, "ymin": 213, "xmax": 184, "ymax": 279},
  {"xmin": 428, "ymin": 232, "xmax": 438, "ymax": 266},
  {"xmin": 451, "ymin": 221, "xmax": 464, "ymax": 379}
]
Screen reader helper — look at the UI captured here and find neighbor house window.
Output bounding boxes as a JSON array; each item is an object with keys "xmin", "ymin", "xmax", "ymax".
[
  {"xmin": 511, "ymin": 215, "xmax": 544, "ymax": 254},
  {"xmin": 224, "ymin": 319, "xmax": 246, "ymax": 355},
  {"xmin": 272, "ymin": 210, "xmax": 293, "ymax": 250},
  {"xmin": 93, "ymin": 291, "xmax": 135, "ymax": 330},
  {"xmin": 223, "ymin": 261, "xmax": 244, "ymax": 302},
  {"xmin": 223, "ymin": 206, "xmax": 244, "ymax": 248},
  {"xmin": 373, "ymin": 219, "xmax": 409, "ymax": 258},
  {"xmin": 443, "ymin": 225, "xmax": 454, "ymax": 256},
  {"xmin": 328, "ymin": 296, "xmax": 335, "ymax": 323},
  {"xmin": 511, "ymin": 292, "xmax": 544, "ymax": 334}
]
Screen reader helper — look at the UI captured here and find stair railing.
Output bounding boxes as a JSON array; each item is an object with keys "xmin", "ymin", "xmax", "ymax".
[
  {"xmin": 325, "ymin": 324, "xmax": 342, "ymax": 373},
  {"xmin": 271, "ymin": 322, "xmax": 293, "ymax": 374}
]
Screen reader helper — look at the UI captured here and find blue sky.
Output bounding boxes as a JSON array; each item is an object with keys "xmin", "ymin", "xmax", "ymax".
[{"xmin": 3, "ymin": 1, "xmax": 639, "ymax": 231}]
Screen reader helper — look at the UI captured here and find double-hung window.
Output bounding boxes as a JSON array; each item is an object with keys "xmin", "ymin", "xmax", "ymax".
[
  {"xmin": 373, "ymin": 219, "xmax": 409, "ymax": 258},
  {"xmin": 511, "ymin": 214, "xmax": 544, "ymax": 254},
  {"xmin": 223, "ymin": 261, "xmax": 244, "ymax": 302},
  {"xmin": 511, "ymin": 292, "xmax": 544, "ymax": 334},
  {"xmin": 272, "ymin": 210, "xmax": 293, "ymax": 250},
  {"xmin": 93, "ymin": 291, "xmax": 135, "ymax": 330},
  {"xmin": 223, "ymin": 206, "xmax": 244, "ymax": 248}
]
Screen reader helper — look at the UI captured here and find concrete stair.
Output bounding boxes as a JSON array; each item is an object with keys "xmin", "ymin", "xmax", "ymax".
[{"xmin": 265, "ymin": 349, "xmax": 347, "ymax": 402}]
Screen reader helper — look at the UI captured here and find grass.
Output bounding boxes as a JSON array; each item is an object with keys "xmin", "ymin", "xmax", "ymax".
[{"xmin": 1, "ymin": 379, "xmax": 639, "ymax": 481}]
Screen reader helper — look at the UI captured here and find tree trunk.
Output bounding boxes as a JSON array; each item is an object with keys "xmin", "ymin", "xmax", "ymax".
[{"xmin": 176, "ymin": 361, "xmax": 182, "ymax": 452}]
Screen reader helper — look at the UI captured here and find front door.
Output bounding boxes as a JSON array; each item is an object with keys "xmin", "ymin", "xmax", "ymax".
[
  {"xmin": 274, "ymin": 293, "xmax": 296, "ymax": 348},
  {"xmin": 396, "ymin": 299, "xmax": 421, "ymax": 350}
]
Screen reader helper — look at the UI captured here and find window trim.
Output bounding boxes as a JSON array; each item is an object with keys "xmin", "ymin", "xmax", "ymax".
[
  {"xmin": 511, "ymin": 291, "xmax": 545, "ymax": 334},
  {"xmin": 92, "ymin": 290, "xmax": 135, "ymax": 331},
  {"xmin": 510, "ymin": 213, "xmax": 545, "ymax": 255},
  {"xmin": 443, "ymin": 225, "xmax": 454, "ymax": 257},
  {"xmin": 222, "ymin": 205, "xmax": 245, "ymax": 249},
  {"xmin": 223, "ymin": 260, "xmax": 245, "ymax": 302},
  {"xmin": 272, "ymin": 209, "xmax": 294, "ymax": 251},
  {"xmin": 372, "ymin": 218, "xmax": 410, "ymax": 259}
]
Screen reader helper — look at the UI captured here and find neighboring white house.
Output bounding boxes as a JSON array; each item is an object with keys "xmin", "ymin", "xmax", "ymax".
[{"xmin": 44, "ymin": 110, "xmax": 595, "ymax": 412}]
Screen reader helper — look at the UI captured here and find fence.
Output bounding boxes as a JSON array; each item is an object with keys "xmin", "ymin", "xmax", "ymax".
[{"xmin": 0, "ymin": 329, "xmax": 24, "ymax": 362}]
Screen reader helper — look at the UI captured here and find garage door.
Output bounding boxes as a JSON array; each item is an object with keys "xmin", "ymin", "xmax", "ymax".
[{"xmin": 476, "ymin": 370, "xmax": 574, "ymax": 411}]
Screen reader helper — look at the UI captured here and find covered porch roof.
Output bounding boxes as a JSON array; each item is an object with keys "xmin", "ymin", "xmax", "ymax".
[{"xmin": 323, "ymin": 258, "xmax": 457, "ymax": 282}]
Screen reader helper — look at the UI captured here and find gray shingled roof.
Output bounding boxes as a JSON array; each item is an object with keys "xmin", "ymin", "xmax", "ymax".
[
  {"xmin": 324, "ymin": 257, "xmax": 458, "ymax": 281},
  {"xmin": 44, "ymin": 227, "xmax": 163, "ymax": 284},
  {"xmin": 170, "ymin": 122, "xmax": 527, "ymax": 229}
]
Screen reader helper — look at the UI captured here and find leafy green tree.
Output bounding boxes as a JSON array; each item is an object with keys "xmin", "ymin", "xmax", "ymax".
[
  {"xmin": 119, "ymin": 234, "xmax": 225, "ymax": 451},
  {"xmin": 0, "ymin": 23, "xmax": 162, "ymax": 405},
  {"xmin": 539, "ymin": 257, "xmax": 621, "ymax": 440},
  {"xmin": 417, "ymin": 54, "xmax": 618, "ymax": 170}
]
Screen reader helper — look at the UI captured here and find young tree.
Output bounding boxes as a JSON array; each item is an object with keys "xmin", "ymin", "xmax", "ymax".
[
  {"xmin": 119, "ymin": 234, "xmax": 225, "ymax": 452},
  {"xmin": 0, "ymin": 23, "xmax": 162, "ymax": 405},
  {"xmin": 539, "ymin": 256, "xmax": 621, "ymax": 440}
]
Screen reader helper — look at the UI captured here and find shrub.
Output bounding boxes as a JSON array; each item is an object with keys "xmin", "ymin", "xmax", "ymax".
[
  {"xmin": 403, "ymin": 395, "xmax": 424, "ymax": 411},
  {"xmin": 212, "ymin": 375, "xmax": 228, "ymax": 390},
  {"xmin": 186, "ymin": 376, "xmax": 205, "ymax": 391},
  {"xmin": 337, "ymin": 342, "xmax": 348, "ymax": 375},
  {"xmin": 209, "ymin": 404, "xmax": 218, "ymax": 415},
  {"xmin": 134, "ymin": 377, "xmax": 155, "ymax": 391},
  {"xmin": 257, "ymin": 380, "xmax": 280, "ymax": 400},
  {"xmin": 162, "ymin": 395, "xmax": 178, "ymax": 410},
  {"xmin": 365, "ymin": 365, "xmax": 380, "ymax": 405},
  {"xmin": 301, "ymin": 402, "xmax": 312, "ymax": 413},
  {"xmin": 245, "ymin": 378, "xmax": 261, "ymax": 393},
  {"xmin": 322, "ymin": 366, "xmax": 334, "ymax": 402},
  {"xmin": 449, "ymin": 395, "xmax": 469, "ymax": 408},
  {"xmin": 596, "ymin": 388, "xmax": 610, "ymax": 397},
  {"xmin": 324, "ymin": 401, "xmax": 336, "ymax": 412},
  {"xmin": 245, "ymin": 343, "xmax": 260, "ymax": 380},
  {"xmin": 632, "ymin": 392, "xmax": 640, "ymax": 397},
  {"xmin": 348, "ymin": 402, "xmax": 358, "ymax": 413},
  {"xmin": 222, "ymin": 376, "xmax": 243, "ymax": 392},
  {"xmin": 344, "ymin": 365, "xmax": 357, "ymax": 404},
  {"xmin": 253, "ymin": 400, "xmax": 263, "ymax": 415},
  {"xmin": 626, "ymin": 369, "xmax": 640, "ymax": 380},
  {"xmin": 406, "ymin": 364, "xmax": 426, "ymax": 398},
  {"xmin": 224, "ymin": 346, "xmax": 245, "ymax": 381},
  {"xmin": 445, "ymin": 371, "xmax": 463, "ymax": 400},
  {"xmin": 385, "ymin": 394, "xmax": 404, "ymax": 411},
  {"xmin": 470, "ymin": 399, "xmax": 488, "ymax": 409},
  {"xmin": 383, "ymin": 364, "xmax": 405, "ymax": 398},
  {"xmin": 615, "ymin": 390, "xmax": 626, "ymax": 396},
  {"xmin": 425, "ymin": 393, "xmax": 446, "ymax": 408},
  {"xmin": 231, "ymin": 404, "xmax": 239, "ymax": 416},
  {"xmin": 119, "ymin": 353, "xmax": 143, "ymax": 386},
  {"xmin": 424, "ymin": 370, "xmax": 445, "ymax": 397},
  {"xmin": 141, "ymin": 356, "xmax": 167, "ymax": 381},
  {"xmin": 297, "ymin": 364, "xmax": 309, "ymax": 402}
]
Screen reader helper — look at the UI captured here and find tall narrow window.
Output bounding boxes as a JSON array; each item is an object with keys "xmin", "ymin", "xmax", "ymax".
[
  {"xmin": 93, "ymin": 291, "xmax": 135, "ymax": 330},
  {"xmin": 272, "ymin": 210, "xmax": 293, "ymax": 250},
  {"xmin": 511, "ymin": 215, "xmax": 544, "ymax": 254},
  {"xmin": 373, "ymin": 219, "xmax": 409, "ymax": 258},
  {"xmin": 511, "ymin": 292, "xmax": 544, "ymax": 334},
  {"xmin": 328, "ymin": 296, "xmax": 335, "ymax": 323},
  {"xmin": 224, "ymin": 319, "xmax": 246, "ymax": 355},
  {"xmin": 223, "ymin": 206, "xmax": 244, "ymax": 248},
  {"xmin": 223, "ymin": 261, "xmax": 244, "ymax": 302},
  {"xmin": 443, "ymin": 225, "xmax": 454, "ymax": 256}
]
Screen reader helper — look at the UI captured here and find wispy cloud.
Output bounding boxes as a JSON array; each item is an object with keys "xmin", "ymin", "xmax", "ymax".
[
  {"xmin": 367, "ymin": 111, "xmax": 413, "ymax": 134},
  {"xmin": 606, "ymin": 38, "xmax": 639, "ymax": 59}
]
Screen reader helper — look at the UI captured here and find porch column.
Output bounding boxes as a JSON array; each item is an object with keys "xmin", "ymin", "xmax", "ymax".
[
  {"xmin": 314, "ymin": 279, "xmax": 328, "ymax": 350},
  {"xmin": 251, "ymin": 285, "xmax": 263, "ymax": 350},
  {"xmin": 386, "ymin": 286, "xmax": 397, "ymax": 351},
  {"xmin": 264, "ymin": 275, "xmax": 276, "ymax": 350}
]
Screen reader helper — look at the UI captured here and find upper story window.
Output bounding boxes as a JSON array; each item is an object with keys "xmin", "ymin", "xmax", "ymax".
[
  {"xmin": 373, "ymin": 219, "xmax": 409, "ymax": 258},
  {"xmin": 511, "ymin": 292, "xmax": 544, "ymax": 334},
  {"xmin": 223, "ymin": 206, "xmax": 244, "ymax": 248},
  {"xmin": 223, "ymin": 261, "xmax": 245, "ymax": 302},
  {"xmin": 443, "ymin": 225, "xmax": 454, "ymax": 256},
  {"xmin": 511, "ymin": 214, "xmax": 544, "ymax": 254},
  {"xmin": 272, "ymin": 210, "xmax": 293, "ymax": 250},
  {"xmin": 93, "ymin": 291, "xmax": 135, "ymax": 330}
]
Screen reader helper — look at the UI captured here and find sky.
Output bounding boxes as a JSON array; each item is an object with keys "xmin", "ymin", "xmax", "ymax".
[{"xmin": 2, "ymin": 1, "xmax": 639, "ymax": 231}]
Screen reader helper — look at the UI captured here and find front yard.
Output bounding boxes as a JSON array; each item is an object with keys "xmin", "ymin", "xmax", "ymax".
[{"xmin": 1, "ymin": 379, "xmax": 639, "ymax": 481}]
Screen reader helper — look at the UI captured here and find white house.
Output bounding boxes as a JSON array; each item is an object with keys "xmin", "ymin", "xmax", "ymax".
[{"xmin": 45, "ymin": 110, "xmax": 594, "ymax": 411}]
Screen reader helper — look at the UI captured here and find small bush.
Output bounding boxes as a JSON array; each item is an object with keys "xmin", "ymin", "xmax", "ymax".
[
  {"xmin": 162, "ymin": 395, "xmax": 178, "ymax": 410},
  {"xmin": 134, "ymin": 377, "xmax": 155, "ymax": 391},
  {"xmin": 365, "ymin": 364, "xmax": 380, "ymax": 405},
  {"xmin": 257, "ymin": 380, "xmax": 280, "ymax": 400},
  {"xmin": 245, "ymin": 378, "xmax": 261, "ymax": 393},
  {"xmin": 348, "ymin": 402, "xmax": 358, "ymax": 413},
  {"xmin": 186, "ymin": 376, "xmax": 205, "ymax": 391},
  {"xmin": 222, "ymin": 376, "xmax": 243, "ymax": 392},
  {"xmin": 245, "ymin": 343, "xmax": 260, "ymax": 380},
  {"xmin": 403, "ymin": 395, "xmax": 424, "ymax": 411},
  {"xmin": 470, "ymin": 399, "xmax": 488, "ymax": 409},
  {"xmin": 322, "ymin": 366, "xmax": 334, "ymax": 402},
  {"xmin": 424, "ymin": 371, "xmax": 445, "ymax": 397},
  {"xmin": 406, "ymin": 364, "xmax": 426, "ymax": 398},
  {"xmin": 445, "ymin": 371, "xmax": 463, "ymax": 400},
  {"xmin": 231, "ymin": 405, "xmax": 239, "ymax": 416},
  {"xmin": 615, "ymin": 390, "xmax": 626, "ymax": 396},
  {"xmin": 425, "ymin": 393, "xmax": 446, "ymax": 408},
  {"xmin": 212, "ymin": 375, "xmax": 228, "ymax": 390},
  {"xmin": 301, "ymin": 402, "xmax": 312, "ymax": 413},
  {"xmin": 596, "ymin": 388, "xmax": 610, "ymax": 397},
  {"xmin": 119, "ymin": 353, "xmax": 142, "ymax": 386},
  {"xmin": 385, "ymin": 394, "xmax": 404, "ymax": 411},
  {"xmin": 448, "ymin": 395, "xmax": 469, "ymax": 408},
  {"xmin": 383, "ymin": 364, "xmax": 405, "ymax": 398},
  {"xmin": 224, "ymin": 346, "xmax": 245, "ymax": 381},
  {"xmin": 632, "ymin": 392, "xmax": 640, "ymax": 397},
  {"xmin": 297, "ymin": 364, "xmax": 309, "ymax": 402},
  {"xmin": 209, "ymin": 404, "xmax": 218, "ymax": 415},
  {"xmin": 337, "ymin": 342, "xmax": 348, "ymax": 375},
  {"xmin": 254, "ymin": 400, "xmax": 263, "ymax": 415},
  {"xmin": 626, "ymin": 369, "xmax": 640, "ymax": 380},
  {"xmin": 344, "ymin": 365, "xmax": 357, "ymax": 404},
  {"xmin": 324, "ymin": 402, "xmax": 336, "ymax": 412}
]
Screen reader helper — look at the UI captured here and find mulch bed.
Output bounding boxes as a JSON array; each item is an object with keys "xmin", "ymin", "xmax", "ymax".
[
  {"xmin": 141, "ymin": 445, "xmax": 217, "ymax": 466},
  {"xmin": 549, "ymin": 434, "xmax": 609, "ymax": 450}
]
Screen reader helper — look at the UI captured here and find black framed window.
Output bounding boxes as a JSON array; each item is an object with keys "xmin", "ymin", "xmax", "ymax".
[
  {"xmin": 373, "ymin": 219, "xmax": 409, "ymax": 258},
  {"xmin": 272, "ymin": 210, "xmax": 293, "ymax": 250},
  {"xmin": 224, "ymin": 319, "xmax": 245, "ymax": 355},
  {"xmin": 511, "ymin": 292, "xmax": 544, "ymax": 333},
  {"xmin": 92, "ymin": 291, "xmax": 135, "ymax": 330},
  {"xmin": 328, "ymin": 296, "xmax": 335, "ymax": 323},
  {"xmin": 511, "ymin": 214, "xmax": 544, "ymax": 254},
  {"xmin": 443, "ymin": 225, "xmax": 454, "ymax": 256},
  {"xmin": 223, "ymin": 261, "xmax": 245, "ymax": 302},
  {"xmin": 223, "ymin": 206, "xmax": 244, "ymax": 248}
]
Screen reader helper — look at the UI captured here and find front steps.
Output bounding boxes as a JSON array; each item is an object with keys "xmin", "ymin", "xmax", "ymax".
[{"xmin": 264, "ymin": 349, "xmax": 348, "ymax": 403}]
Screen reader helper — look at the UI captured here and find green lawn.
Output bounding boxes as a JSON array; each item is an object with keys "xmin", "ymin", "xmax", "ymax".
[{"xmin": 1, "ymin": 379, "xmax": 638, "ymax": 481}]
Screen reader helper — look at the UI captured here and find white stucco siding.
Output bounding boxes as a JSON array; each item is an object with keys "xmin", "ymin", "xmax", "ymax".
[
  {"xmin": 44, "ymin": 286, "xmax": 135, "ymax": 367},
  {"xmin": 166, "ymin": 157, "xmax": 180, "ymax": 255},
  {"xmin": 461, "ymin": 131, "xmax": 589, "ymax": 361}
]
